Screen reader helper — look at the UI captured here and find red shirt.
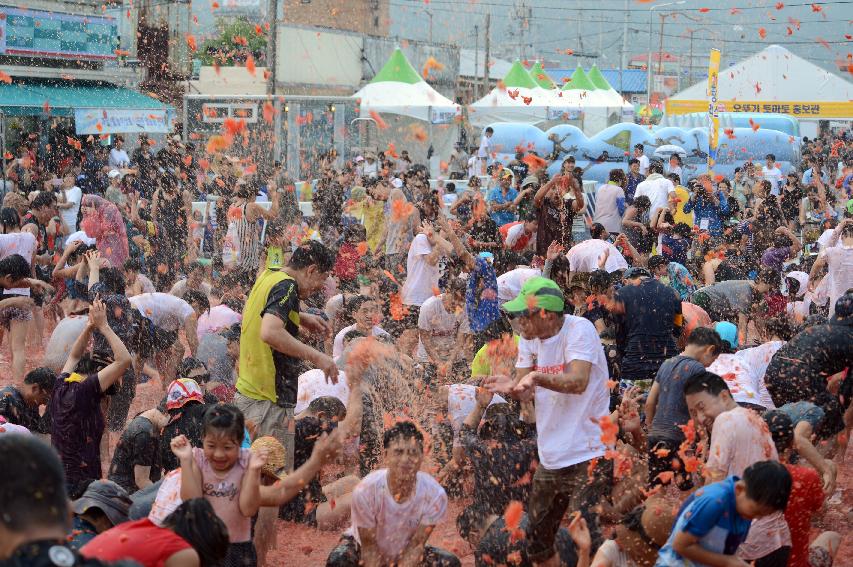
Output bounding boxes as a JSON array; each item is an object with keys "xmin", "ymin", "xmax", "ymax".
[
  {"xmin": 784, "ymin": 464, "xmax": 824, "ymax": 567},
  {"xmin": 81, "ymin": 518, "xmax": 192, "ymax": 567}
]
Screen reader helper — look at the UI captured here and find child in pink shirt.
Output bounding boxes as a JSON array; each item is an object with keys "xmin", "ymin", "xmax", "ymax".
[{"xmin": 171, "ymin": 404, "xmax": 267, "ymax": 566}]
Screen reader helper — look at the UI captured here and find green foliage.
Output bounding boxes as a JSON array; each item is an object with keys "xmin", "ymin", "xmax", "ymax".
[{"xmin": 199, "ymin": 17, "xmax": 267, "ymax": 66}]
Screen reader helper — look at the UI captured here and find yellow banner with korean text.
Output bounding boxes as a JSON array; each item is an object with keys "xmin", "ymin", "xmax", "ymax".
[
  {"xmin": 665, "ymin": 99, "xmax": 853, "ymax": 119},
  {"xmin": 706, "ymin": 49, "xmax": 721, "ymax": 173}
]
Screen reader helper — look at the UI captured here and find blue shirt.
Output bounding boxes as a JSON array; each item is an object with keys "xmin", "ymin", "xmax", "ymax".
[
  {"xmin": 802, "ymin": 168, "xmax": 828, "ymax": 186},
  {"xmin": 487, "ymin": 187, "xmax": 519, "ymax": 226},
  {"xmin": 625, "ymin": 172, "xmax": 645, "ymax": 204},
  {"xmin": 656, "ymin": 476, "xmax": 752, "ymax": 566},
  {"xmin": 683, "ymin": 191, "xmax": 729, "ymax": 236}
]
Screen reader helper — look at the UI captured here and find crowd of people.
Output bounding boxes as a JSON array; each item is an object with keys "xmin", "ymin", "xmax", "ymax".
[{"xmin": 0, "ymin": 125, "xmax": 852, "ymax": 567}]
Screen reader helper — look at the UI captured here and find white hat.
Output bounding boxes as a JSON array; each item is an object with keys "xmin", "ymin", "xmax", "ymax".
[
  {"xmin": 391, "ymin": 178, "xmax": 403, "ymax": 188},
  {"xmin": 108, "ymin": 169, "xmax": 122, "ymax": 179},
  {"xmin": 355, "ymin": 156, "xmax": 364, "ymax": 162}
]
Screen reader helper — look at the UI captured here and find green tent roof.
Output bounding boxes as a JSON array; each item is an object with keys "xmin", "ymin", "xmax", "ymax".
[
  {"xmin": 529, "ymin": 61, "xmax": 555, "ymax": 89},
  {"xmin": 587, "ymin": 64, "xmax": 613, "ymax": 91},
  {"xmin": 0, "ymin": 80, "xmax": 171, "ymax": 117},
  {"xmin": 502, "ymin": 61, "xmax": 539, "ymax": 89},
  {"xmin": 370, "ymin": 47, "xmax": 423, "ymax": 85},
  {"xmin": 562, "ymin": 67, "xmax": 595, "ymax": 91}
]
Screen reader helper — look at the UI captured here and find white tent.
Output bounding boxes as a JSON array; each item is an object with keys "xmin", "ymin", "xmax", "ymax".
[
  {"xmin": 469, "ymin": 61, "xmax": 554, "ymax": 126},
  {"xmin": 666, "ymin": 45, "xmax": 853, "ymax": 120},
  {"xmin": 352, "ymin": 47, "xmax": 460, "ymax": 124}
]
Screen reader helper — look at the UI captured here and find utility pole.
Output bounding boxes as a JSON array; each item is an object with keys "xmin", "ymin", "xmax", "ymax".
[
  {"xmin": 688, "ymin": 29, "xmax": 694, "ymax": 87},
  {"xmin": 657, "ymin": 14, "xmax": 665, "ymax": 80},
  {"xmin": 266, "ymin": 0, "xmax": 277, "ymax": 94},
  {"xmin": 483, "ymin": 13, "xmax": 490, "ymax": 94},
  {"xmin": 577, "ymin": 10, "xmax": 584, "ymax": 65},
  {"xmin": 474, "ymin": 24, "xmax": 479, "ymax": 99},
  {"xmin": 620, "ymin": 0, "xmax": 629, "ymax": 94}
]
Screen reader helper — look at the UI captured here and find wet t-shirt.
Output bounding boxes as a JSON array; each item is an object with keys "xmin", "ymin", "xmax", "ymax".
[
  {"xmin": 649, "ymin": 355, "xmax": 706, "ymax": 442},
  {"xmin": 108, "ymin": 415, "xmax": 161, "ymax": 494},
  {"xmin": 263, "ymin": 278, "xmax": 302, "ymax": 405},
  {"xmin": 193, "ymin": 447, "xmax": 252, "ymax": 543},
  {"xmin": 0, "ymin": 385, "xmax": 48, "ymax": 433},
  {"xmin": 765, "ymin": 320, "xmax": 853, "ymax": 436},
  {"xmin": 613, "ymin": 279, "xmax": 682, "ymax": 382},
  {"xmin": 50, "ymin": 372, "xmax": 104, "ymax": 488}
]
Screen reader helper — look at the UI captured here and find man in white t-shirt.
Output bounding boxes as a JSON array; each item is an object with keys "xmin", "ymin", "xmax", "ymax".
[
  {"xmin": 108, "ymin": 135, "xmax": 130, "ymax": 168},
  {"xmin": 633, "ymin": 160, "xmax": 675, "ymax": 219},
  {"xmin": 762, "ymin": 153, "xmax": 783, "ymax": 196},
  {"xmin": 327, "ymin": 421, "xmax": 458, "ymax": 566},
  {"xmin": 477, "ymin": 127, "xmax": 494, "ymax": 175},
  {"xmin": 634, "ymin": 143, "xmax": 650, "ymax": 176},
  {"xmin": 496, "ymin": 266, "xmax": 541, "ymax": 304},
  {"xmin": 417, "ymin": 278, "xmax": 467, "ymax": 383},
  {"xmin": 57, "ymin": 174, "xmax": 82, "ymax": 235},
  {"xmin": 332, "ymin": 295, "xmax": 390, "ymax": 359},
  {"xmin": 485, "ymin": 276, "xmax": 611, "ymax": 564},
  {"xmin": 565, "ymin": 235, "xmax": 629, "ymax": 273},
  {"xmin": 130, "ymin": 290, "xmax": 209, "ymax": 384},
  {"xmin": 399, "ymin": 224, "xmax": 453, "ymax": 353}
]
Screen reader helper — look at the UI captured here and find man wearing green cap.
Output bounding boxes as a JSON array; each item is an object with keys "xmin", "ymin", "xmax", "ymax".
[{"xmin": 485, "ymin": 276, "xmax": 611, "ymax": 566}]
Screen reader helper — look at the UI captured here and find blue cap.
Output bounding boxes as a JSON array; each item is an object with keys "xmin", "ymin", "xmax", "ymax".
[{"xmin": 714, "ymin": 321, "xmax": 738, "ymax": 350}]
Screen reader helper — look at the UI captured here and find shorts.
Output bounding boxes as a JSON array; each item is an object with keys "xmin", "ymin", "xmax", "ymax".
[
  {"xmin": 527, "ymin": 458, "xmax": 612, "ymax": 563},
  {"xmin": 809, "ymin": 545, "xmax": 833, "ymax": 567},
  {"xmin": 233, "ymin": 393, "xmax": 295, "ymax": 472},
  {"xmin": 778, "ymin": 401, "xmax": 825, "ymax": 431},
  {"xmin": 0, "ymin": 305, "xmax": 33, "ymax": 330},
  {"xmin": 219, "ymin": 541, "xmax": 257, "ymax": 567}
]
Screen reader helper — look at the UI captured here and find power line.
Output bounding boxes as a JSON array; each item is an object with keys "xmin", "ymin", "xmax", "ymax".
[
  {"xmin": 390, "ymin": 2, "xmax": 851, "ymax": 27},
  {"xmin": 393, "ymin": 0, "xmax": 853, "ymax": 12}
]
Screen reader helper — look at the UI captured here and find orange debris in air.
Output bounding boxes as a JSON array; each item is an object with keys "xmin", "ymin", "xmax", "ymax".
[
  {"xmin": 422, "ymin": 56, "xmax": 445, "ymax": 79},
  {"xmin": 503, "ymin": 501, "xmax": 523, "ymax": 532},
  {"xmin": 598, "ymin": 415, "xmax": 619, "ymax": 446}
]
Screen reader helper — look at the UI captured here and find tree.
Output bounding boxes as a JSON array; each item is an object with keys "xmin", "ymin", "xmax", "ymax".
[{"xmin": 199, "ymin": 17, "xmax": 267, "ymax": 66}]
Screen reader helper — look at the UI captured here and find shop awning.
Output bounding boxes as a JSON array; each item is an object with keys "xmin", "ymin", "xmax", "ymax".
[{"xmin": 0, "ymin": 81, "xmax": 174, "ymax": 134}]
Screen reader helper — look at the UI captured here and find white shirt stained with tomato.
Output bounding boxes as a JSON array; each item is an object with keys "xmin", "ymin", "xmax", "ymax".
[
  {"xmin": 516, "ymin": 315, "xmax": 610, "ymax": 469},
  {"xmin": 348, "ymin": 470, "xmax": 447, "ymax": 559}
]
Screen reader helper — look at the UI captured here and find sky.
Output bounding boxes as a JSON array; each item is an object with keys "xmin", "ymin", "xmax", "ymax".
[
  {"xmin": 387, "ymin": 0, "xmax": 853, "ymax": 83},
  {"xmin": 185, "ymin": 0, "xmax": 852, "ymax": 88}
]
